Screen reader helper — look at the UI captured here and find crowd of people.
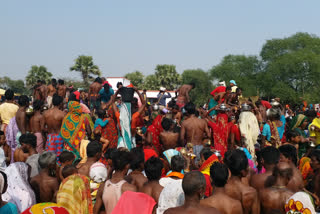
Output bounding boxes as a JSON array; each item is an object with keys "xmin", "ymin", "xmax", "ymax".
[{"xmin": 0, "ymin": 77, "xmax": 319, "ymax": 214}]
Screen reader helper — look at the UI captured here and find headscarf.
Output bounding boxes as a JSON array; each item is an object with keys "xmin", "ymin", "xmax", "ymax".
[
  {"xmin": 285, "ymin": 191, "xmax": 316, "ymax": 214},
  {"xmin": 199, "ymin": 154, "xmax": 219, "ymax": 176},
  {"xmin": 209, "ymin": 113, "xmax": 229, "ymax": 157},
  {"xmin": 147, "ymin": 115, "xmax": 163, "ymax": 154},
  {"xmin": 21, "ymin": 203, "xmax": 70, "ymax": 214},
  {"xmin": 290, "ymin": 114, "xmax": 308, "ymax": 130},
  {"xmin": 2, "ymin": 162, "xmax": 36, "ymax": 213},
  {"xmin": 57, "ymin": 174, "xmax": 93, "ymax": 214},
  {"xmin": 111, "ymin": 191, "xmax": 156, "ymax": 214},
  {"xmin": 163, "ymin": 149, "xmax": 180, "ymax": 165},
  {"xmin": 89, "ymin": 162, "xmax": 108, "ymax": 183}
]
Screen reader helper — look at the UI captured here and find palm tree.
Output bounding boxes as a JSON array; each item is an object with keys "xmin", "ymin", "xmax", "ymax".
[
  {"xmin": 26, "ymin": 65, "xmax": 52, "ymax": 87},
  {"xmin": 70, "ymin": 55, "xmax": 101, "ymax": 87}
]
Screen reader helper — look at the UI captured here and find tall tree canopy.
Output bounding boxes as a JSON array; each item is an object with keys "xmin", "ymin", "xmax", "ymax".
[
  {"xmin": 125, "ymin": 71, "xmax": 144, "ymax": 89},
  {"xmin": 154, "ymin": 64, "xmax": 181, "ymax": 91},
  {"xmin": 26, "ymin": 65, "xmax": 52, "ymax": 87},
  {"xmin": 0, "ymin": 77, "xmax": 28, "ymax": 95},
  {"xmin": 70, "ymin": 55, "xmax": 101, "ymax": 87},
  {"xmin": 144, "ymin": 74, "xmax": 159, "ymax": 90}
]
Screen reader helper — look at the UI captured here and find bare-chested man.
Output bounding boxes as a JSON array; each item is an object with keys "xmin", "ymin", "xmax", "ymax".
[
  {"xmin": 278, "ymin": 144, "xmax": 304, "ymax": 192},
  {"xmin": 33, "ymin": 80, "xmax": 43, "ymax": 101},
  {"xmin": 224, "ymin": 149, "xmax": 260, "ymax": 214},
  {"xmin": 126, "ymin": 148, "xmax": 148, "ymax": 190},
  {"xmin": 30, "ymin": 100, "xmax": 45, "ymax": 153},
  {"xmin": 30, "ymin": 151, "xmax": 59, "ymax": 203},
  {"xmin": 40, "ymin": 80, "xmax": 48, "ymax": 103},
  {"xmin": 175, "ymin": 82, "xmax": 195, "ymax": 110},
  {"xmin": 160, "ymin": 118, "xmax": 179, "ymax": 150},
  {"xmin": 57, "ymin": 79, "xmax": 67, "ymax": 100},
  {"xmin": 201, "ymin": 162, "xmax": 243, "ymax": 214},
  {"xmin": 180, "ymin": 102, "xmax": 210, "ymax": 162},
  {"xmin": 250, "ymin": 146, "xmax": 280, "ymax": 191},
  {"xmin": 47, "ymin": 78, "xmax": 57, "ymax": 108},
  {"xmin": 172, "ymin": 105, "xmax": 182, "ymax": 125},
  {"xmin": 259, "ymin": 162, "xmax": 294, "ymax": 214},
  {"xmin": 44, "ymin": 94, "xmax": 66, "ymax": 156},
  {"xmin": 164, "ymin": 171, "xmax": 221, "ymax": 214},
  {"xmin": 16, "ymin": 95, "xmax": 30, "ymax": 135},
  {"xmin": 77, "ymin": 141, "xmax": 102, "ymax": 177},
  {"xmin": 141, "ymin": 157, "xmax": 164, "ymax": 203},
  {"xmin": 88, "ymin": 77, "xmax": 102, "ymax": 111}
]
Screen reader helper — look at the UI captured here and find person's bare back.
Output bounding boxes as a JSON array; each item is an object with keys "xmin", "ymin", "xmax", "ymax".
[
  {"xmin": 141, "ymin": 180, "xmax": 164, "ymax": 203},
  {"xmin": 164, "ymin": 203, "xmax": 221, "ymax": 214},
  {"xmin": 57, "ymin": 85, "xmax": 67, "ymax": 98},
  {"xmin": 176, "ymin": 84, "xmax": 193, "ymax": 103},
  {"xmin": 201, "ymin": 192, "xmax": 243, "ymax": 214},
  {"xmin": 181, "ymin": 116, "xmax": 210, "ymax": 145},
  {"xmin": 30, "ymin": 171, "xmax": 59, "ymax": 203},
  {"xmin": 160, "ymin": 131, "xmax": 179, "ymax": 150},
  {"xmin": 127, "ymin": 171, "xmax": 148, "ymax": 191},
  {"xmin": 30, "ymin": 111, "xmax": 45, "ymax": 133},
  {"xmin": 77, "ymin": 159, "xmax": 96, "ymax": 177},
  {"xmin": 250, "ymin": 171, "xmax": 273, "ymax": 191},
  {"xmin": 44, "ymin": 108, "xmax": 66, "ymax": 134},
  {"xmin": 286, "ymin": 166, "xmax": 304, "ymax": 192},
  {"xmin": 47, "ymin": 84, "xmax": 56, "ymax": 96},
  {"xmin": 89, "ymin": 82, "xmax": 102, "ymax": 95},
  {"xmin": 16, "ymin": 108, "xmax": 28, "ymax": 134}
]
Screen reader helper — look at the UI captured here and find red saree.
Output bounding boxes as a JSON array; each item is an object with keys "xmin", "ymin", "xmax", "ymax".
[
  {"xmin": 208, "ymin": 113, "xmax": 229, "ymax": 157},
  {"xmin": 147, "ymin": 115, "xmax": 163, "ymax": 154}
]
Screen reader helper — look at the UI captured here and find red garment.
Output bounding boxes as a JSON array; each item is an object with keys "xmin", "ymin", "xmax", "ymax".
[
  {"xmin": 208, "ymin": 113, "xmax": 229, "ymax": 157},
  {"xmin": 96, "ymin": 108, "xmax": 118, "ymax": 149},
  {"xmin": 228, "ymin": 122, "xmax": 241, "ymax": 143},
  {"xmin": 147, "ymin": 115, "xmax": 163, "ymax": 154},
  {"xmin": 210, "ymin": 86, "xmax": 226, "ymax": 96},
  {"xmin": 144, "ymin": 148, "xmax": 159, "ymax": 162},
  {"xmin": 203, "ymin": 174, "xmax": 212, "ymax": 197},
  {"xmin": 261, "ymin": 100, "xmax": 272, "ymax": 109}
]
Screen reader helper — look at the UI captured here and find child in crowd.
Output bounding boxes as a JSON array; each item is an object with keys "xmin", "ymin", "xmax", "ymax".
[
  {"xmin": 61, "ymin": 165, "xmax": 78, "ymax": 179},
  {"xmin": 57, "ymin": 151, "xmax": 75, "ymax": 182},
  {"xmin": 94, "ymin": 109, "xmax": 110, "ymax": 152}
]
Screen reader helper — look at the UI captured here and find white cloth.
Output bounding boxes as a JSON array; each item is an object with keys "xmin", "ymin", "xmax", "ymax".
[
  {"xmin": 0, "ymin": 146, "xmax": 7, "ymax": 171},
  {"xmin": 89, "ymin": 162, "xmax": 108, "ymax": 183},
  {"xmin": 285, "ymin": 191, "xmax": 316, "ymax": 214},
  {"xmin": 156, "ymin": 179, "xmax": 184, "ymax": 214},
  {"xmin": 159, "ymin": 177, "xmax": 176, "ymax": 188},
  {"xmin": 2, "ymin": 162, "xmax": 36, "ymax": 213}
]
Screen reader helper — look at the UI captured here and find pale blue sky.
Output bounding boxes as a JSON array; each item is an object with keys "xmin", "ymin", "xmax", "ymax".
[{"xmin": 1, "ymin": 0, "xmax": 320, "ymax": 80}]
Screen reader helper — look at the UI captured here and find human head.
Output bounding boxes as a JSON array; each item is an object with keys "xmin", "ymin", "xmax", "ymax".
[
  {"xmin": 62, "ymin": 165, "xmax": 78, "ymax": 179},
  {"xmin": 94, "ymin": 77, "xmax": 102, "ymax": 84},
  {"xmin": 267, "ymin": 107, "xmax": 281, "ymax": 120},
  {"xmin": 38, "ymin": 151, "xmax": 57, "ymax": 176},
  {"xmin": 236, "ymin": 87, "xmax": 242, "ymax": 96},
  {"xmin": 130, "ymin": 147, "xmax": 145, "ymax": 171},
  {"xmin": 116, "ymin": 82, "xmax": 123, "ymax": 89},
  {"xmin": 51, "ymin": 78, "xmax": 57, "ymax": 86},
  {"xmin": 189, "ymin": 82, "xmax": 196, "ymax": 89},
  {"xmin": 144, "ymin": 157, "xmax": 163, "ymax": 181},
  {"xmin": 89, "ymin": 162, "xmax": 108, "ymax": 183},
  {"xmin": 161, "ymin": 118, "xmax": 173, "ymax": 131},
  {"xmin": 310, "ymin": 150, "xmax": 320, "ymax": 172},
  {"xmin": 19, "ymin": 133, "xmax": 37, "ymax": 153},
  {"xmin": 0, "ymin": 131, "xmax": 5, "ymax": 146},
  {"xmin": 97, "ymin": 108, "xmax": 106, "ymax": 119},
  {"xmin": 33, "ymin": 99, "xmax": 44, "ymax": 111},
  {"xmin": 0, "ymin": 171, "xmax": 8, "ymax": 194},
  {"xmin": 226, "ymin": 86, "xmax": 232, "ymax": 94},
  {"xmin": 171, "ymin": 155, "xmax": 185, "ymax": 172},
  {"xmin": 224, "ymin": 149, "xmax": 248, "ymax": 177},
  {"xmin": 37, "ymin": 80, "xmax": 42, "ymax": 85},
  {"xmin": 103, "ymin": 83, "xmax": 110, "ymax": 92},
  {"xmin": 112, "ymin": 150, "xmax": 131, "ymax": 172},
  {"xmin": 184, "ymin": 102, "xmax": 196, "ymax": 115},
  {"xmin": 4, "ymin": 89, "xmax": 14, "ymax": 101},
  {"xmin": 59, "ymin": 151, "xmax": 75, "ymax": 165},
  {"xmin": 218, "ymin": 80, "xmax": 226, "ymax": 87},
  {"xmin": 229, "ymin": 80, "xmax": 236, "ymax": 87},
  {"xmin": 210, "ymin": 162, "xmax": 229, "ymax": 188},
  {"xmin": 52, "ymin": 94, "xmax": 63, "ymax": 107},
  {"xmin": 182, "ymin": 171, "xmax": 206, "ymax": 198},
  {"xmin": 286, "ymin": 130, "xmax": 301, "ymax": 144},
  {"xmin": 199, "ymin": 147, "xmax": 213, "ymax": 165},
  {"xmin": 265, "ymin": 162, "xmax": 293, "ymax": 188},
  {"xmin": 58, "ymin": 79, "xmax": 64, "ymax": 85},
  {"xmin": 260, "ymin": 146, "xmax": 280, "ymax": 166},
  {"xmin": 18, "ymin": 95, "xmax": 29, "ymax": 107},
  {"xmin": 104, "ymin": 148, "xmax": 116, "ymax": 166},
  {"xmin": 86, "ymin": 141, "xmax": 102, "ymax": 160},
  {"xmin": 279, "ymin": 144, "xmax": 298, "ymax": 166}
]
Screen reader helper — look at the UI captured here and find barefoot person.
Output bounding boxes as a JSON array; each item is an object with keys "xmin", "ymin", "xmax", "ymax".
[
  {"xmin": 175, "ymin": 82, "xmax": 195, "ymax": 110},
  {"xmin": 160, "ymin": 118, "xmax": 179, "ymax": 150},
  {"xmin": 30, "ymin": 100, "xmax": 45, "ymax": 153}
]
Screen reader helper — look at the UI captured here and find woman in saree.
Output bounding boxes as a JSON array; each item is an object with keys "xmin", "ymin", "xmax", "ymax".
[
  {"xmin": 290, "ymin": 114, "xmax": 310, "ymax": 158},
  {"xmin": 146, "ymin": 114, "xmax": 164, "ymax": 155},
  {"xmin": 57, "ymin": 174, "xmax": 93, "ymax": 214},
  {"xmin": 60, "ymin": 101, "xmax": 93, "ymax": 161}
]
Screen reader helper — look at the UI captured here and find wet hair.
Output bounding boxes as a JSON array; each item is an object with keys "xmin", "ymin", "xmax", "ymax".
[
  {"xmin": 310, "ymin": 150, "xmax": 320, "ymax": 163},
  {"xmin": 171, "ymin": 155, "xmax": 185, "ymax": 172},
  {"xmin": 59, "ymin": 151, "xmax": 75, "ymax": 163},
  {"xmin": 260, "ymin": 146, "xmax": 280, "ymax": 165},
  {"xmin": 95, "ymin": 77, "xmax": 102, "ymax": 84},
  {"xmin": 19, "ymin": 133, "xmax": 37, "ymax": 148},
  {"xmin": 286, "ymin": 130, "xmax": 301, "ymax": 142},
  {"xmin": 86, "ymin": 141, "xmax": 102, "ymax": 158},
  {"xmin": 5, "ymin": 89, "xmax": 14, "ymax": 100},
  {"xmin": 200, "ymin": 148, "xmax": 213, "ymax": 160},
  {"xmin": 144, "ymin": 157, "xmax": 164, "ymax": 181},
  {"xmin": 0, "ymin": 171, "xmax": 7, "ymax": 193},
  {"xmin": 184, "ymin": 102, "xmax": 196, "ymax": 115},
  {"xmin": 97, "ymin": 108, "xmax": 106, "ymax": 119},
  {"xmin": 38, "ymin": 151, "xmax": 57, "ymax": 169},
  {"xmin": 210, "ymin": 162, "xmax": 229, "ymax": 187},
  {"xmin": 224, "ymin": 150, "xmax": 248, "ymax": 176},
  {"xmin": 182, "ymin": 171, "xmax": 206, "ymax": 196},
  {"xmin": 226, "ymin": 86, "xmax": 232, "ymax": 91},
  {"xmin": 279, "ymin": 145, "xmax": 298, "ymax": 166},
  {"xmin": 58, "ymin": 79, "xmax": 64, "ymax": 85},
  {"xmin": 265, "ymin": 164, "xmax": 293, "ymax": 188},
  {"xmin": 62, "ymin": 165, "xmax": 77, "ymax": 179},
  {"xmin": 33, "ymin": 99, "xmax": 43, "ymax": 111},
  {"xmin": 112, "ymin": 150, "xmax": 131, "ymax": 171},
  {"xmin": 104, "ymin": 148, "xmax": 117, "ymax": 160},
  {"xmin": 130, "ymin": 147, "xmax": 145, "ymax": 171},
  {"xmin": 18, "ymin": 95, "xmax": 29, "ymax": 107},
  {"xmin": 116, "ymin": 82, "xmax": 123, "ymax": 89},
  {"xmin": 161, "ymin": 118, "xmax": 173, "ymax": 131},
  {"xmin": 52, "ymin": 94, "xmax": 63, "ymax": 106}
]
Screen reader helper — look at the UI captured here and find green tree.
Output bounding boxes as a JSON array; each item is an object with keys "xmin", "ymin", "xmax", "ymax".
[
  {"xmin": 70, "ymin": 55, "xmax": 101, "ymax": 87},
  {"xmin": 0, "ymin": 77, "xmax": 28, "ymax": 95},
  {"xmin": 154, "ymin": 65, "xmax": 181, "ymax": 90},
  {"xmin": 125, "ymin": 71, "xmax": 144, "ymax": 89},
  {"xmin": 25, "ymin": 65, "xmax": 52, "ymax": 87},
  {"xmin": 182, "ymin": 69, "xmax": 213, "ymax": 106},
  {"xmin": 209, "ymin": 55, "xmax": 262, "ymax": 97},
  {"xmin": 144, "ymin": 74, "xmax": 159, "ymax": 90}
]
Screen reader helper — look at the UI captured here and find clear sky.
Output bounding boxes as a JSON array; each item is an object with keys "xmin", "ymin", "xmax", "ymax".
[{"xmin": 1, "ymin": 0, "xmax": 320, "ymax": 80}]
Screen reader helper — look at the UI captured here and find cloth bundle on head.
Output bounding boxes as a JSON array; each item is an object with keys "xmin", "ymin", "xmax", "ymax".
[
  {"xmin": 285, "ymin": 191, "xmax": 316, "ymax": 214},
  {"xmin": 89, "ymin": 162, "xmax": 108, "ymax": 183},
  {"xmin": 21, "ymin": 202, "xmax": 70, "ymax": 214},
  {"xmin": 163, "ymin": 149, "xmax": 180, "ymax": 165},
  {"xmin": 160, "ymin": 87, "xmax": 166, "ymax": 91}
]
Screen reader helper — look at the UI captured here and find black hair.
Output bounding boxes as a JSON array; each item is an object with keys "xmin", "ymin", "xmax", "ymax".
[
  {"xmin": 200, "ymin": 148, "xmax": 213, "ymax": 160},
  {"xmin": 161, "ymin": 118, "xmax": 173, "ymax": 131},
  {"xmin": 38, "ymin": 151, "xmax": 56, "ymax": 169},
  {"xmin": 37, "ymin": 80, "xmax": 42, "ymax": 84},
  {"xmin": 265, "ymin": 164, "xmax": 293, "ymax": 188},
  {"xmin": 310, "ymin": 150, "xmax": 320, "ymax": 163},
  {"xmin": 59, "ymin": 151, "xmax": 75, "ymax": 163},
  {"xmin": 189, "ymin": 82, "xmax": 196, "ymax": 88},
  {"xmin": 51, "ymin": 78, "xmax": 57, "ymax": 84},
  {"xmin": 52, "ymin": 94, "xmax": 63, "ymax": 106},
  {"xmin": 112, "ymin": 150, "xmax": 131, "ymax": 171},
  {"xmin": 0, "ymin": 131, "xmax": 4, "ymax": 136},
  {"xmin": 103, "ymin": 83, "xmax": 110, "ymax": 91},
  {"xmin": 41, "ymin": 80, "xmax": 46, "ymax": 84},
  {"xmin": 95, "ymin": 77, "xmax": 102, "ymax": 84},
  {"xmin": 171, "ymin": 155, "xmax": 185, "ymax": 172},
  {"xmin": 97, "ymin": 108, "xmax": 106, "ymax": 119},
  {"xmin": 19, "ymin": 133, "xmax": 37, "ymax": 148},
  {"xmin": 62, "ymin": 164, "xmax": 77, "ymax": 178},
  {"xmin": 130, "ymin": 147, "xmax": 145, "ymax": 171},
  {"xmin": 18, "ymin": 95, "xmax": 29, "ymax": 107},
  {"xmin": 33, "ymin": 99, "xmax": 43, "ymax": 111},
  {"xmin": 58, "ymin": 79, "xmax": 64, "ymax": 85},
  {"xmin": 116, "ymin": 82, "xmax": 123, "ymax": 89},
  {"xmin": 236, "ymin": 87, "xmax": 242, "ymax": 93},
  {"xmin": 279, "ymin": 145, "xmax": 298, "ymax": 166},
  {"xmin": 224, "ymin": 150, "xmax": 248, "ymax": 176},
  {"xmin": 182, "ymin": 171, "xmax": 206, "ymax": 196},
  {"xmin": 4, "ymin": 89, "xmax": 14, "ymax": 101},
  {"xmin": 260, "ymin": 146, "xmax": 280, "ymax": 165},
  {"xmin": 184, "ymin": 102, "xmax": 196, "ymax": 115},
  {"xmin": 68, "ymin": 92, "xmax": 79, "ymax": 102},
  {"xmin": 86, "ymin": 141, "xmax": 102, "ymax": 158},
  {"xmin": 104, "ymin": 148, "xmax": 117, "ymax": 160},
  {"xmin": 210, "ymin": 162, "xmax": 229, "ymax": 187},
  {"xmin": 286, "ymin": 130, "xmax": 301, "ymax": 142},
  {"xmin": 0, "ymin": 171, "xmax": 7, "ymax": 193},
  {"xmin": 305, "ymin": 110, "xmax": 317, "ymax": 120},
  {"xmin": 144, "ymin": 157, "xmax": 163, "ymax": 181},
  {"xmin": 226, "ymin": 86, "xmax": 232, "ymax": 91}
]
